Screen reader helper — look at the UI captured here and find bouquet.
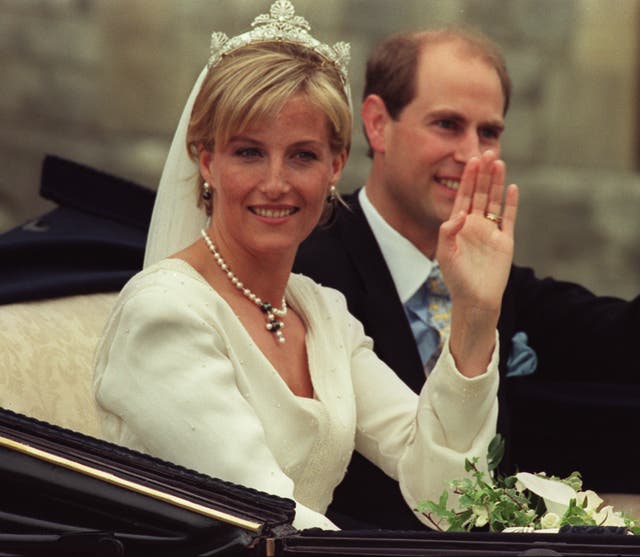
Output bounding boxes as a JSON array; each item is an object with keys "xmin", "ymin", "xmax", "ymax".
[{"xmin": 417, "ymin": 435, "xmax": 640, "ymax": 534}]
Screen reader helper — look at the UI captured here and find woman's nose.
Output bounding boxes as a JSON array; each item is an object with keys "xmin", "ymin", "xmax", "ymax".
[{"xmin": 260, "ymin": 160, "xmax": 290, "ymax": 198}]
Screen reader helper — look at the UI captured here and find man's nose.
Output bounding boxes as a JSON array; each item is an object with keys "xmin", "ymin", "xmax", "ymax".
[
  {"xmin": 453, "ymin": 132, "xmax": 481, "ymax": 164},
  {"xmin": 260, "ymin": 160, "xmax": 290, "ymax": 198}
]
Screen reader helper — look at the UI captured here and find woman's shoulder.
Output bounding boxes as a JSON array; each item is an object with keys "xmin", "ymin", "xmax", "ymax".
[
  {"xmin": 95, "ymin": 259, "xmax": 233, "ymax": 365},
  {"xmin": 289, "ymin": 272, "xmax": 362, "ymax": 332},
  {"xmin": 289, "ymin": 272, "xmax": 349, "ymax": 309},
  {"xmin": 113, "ymin": 258, "xmax": 222, "ymax": 316},
  {"xmin": 289, "ymin": 272, "xmax": 373, "ymax": 353},
  {"xmin": 121, "ymin": 258, "xmax": 208, "ymax": 295}
]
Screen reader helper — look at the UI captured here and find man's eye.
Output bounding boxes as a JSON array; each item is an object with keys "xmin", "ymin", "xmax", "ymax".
[
  {"xmin": 480, "ymin": 128, "xmax": 501, "ymax": 140},
  {"xmin": 436, "ymin": 120, "xmax": 457, "ymax": 130}
]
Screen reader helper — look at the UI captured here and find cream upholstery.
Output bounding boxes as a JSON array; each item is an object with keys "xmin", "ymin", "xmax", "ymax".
[{"xmin": 0, "ymin": 292, "xmax": 117, "ymax": 438}]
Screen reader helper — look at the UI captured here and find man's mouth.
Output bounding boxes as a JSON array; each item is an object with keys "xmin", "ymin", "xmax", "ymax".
[
  {"xmin": 250, "ymin": 207, "xmax": 298, "ymax": 218},
  {"xmin": 435, "ymin": 177, "xmax": 460, "ymax": 192}
]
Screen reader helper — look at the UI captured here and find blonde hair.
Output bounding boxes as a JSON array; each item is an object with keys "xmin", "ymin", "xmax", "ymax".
[{"xmin": 188, "ymin": 42, "xmax": 351, "ymax": 166}]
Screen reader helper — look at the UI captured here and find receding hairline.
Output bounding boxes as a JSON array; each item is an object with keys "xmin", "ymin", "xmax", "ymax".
[{"xmin": 412, "ymin": 29, "xmax": 510, "ymax": 113}]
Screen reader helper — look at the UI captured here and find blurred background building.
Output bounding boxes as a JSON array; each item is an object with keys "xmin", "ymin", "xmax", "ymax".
[{"xmin": 1, "ymin": 0, "xmax": 639, "ymax": 299}]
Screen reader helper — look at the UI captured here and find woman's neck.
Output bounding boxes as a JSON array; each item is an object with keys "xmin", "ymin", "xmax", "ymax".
[{"xmin": 201, "ymin": 231, "xmax": 294, "ymax": 306}]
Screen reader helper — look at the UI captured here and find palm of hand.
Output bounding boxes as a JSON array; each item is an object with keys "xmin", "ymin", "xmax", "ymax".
[
  {"xmin": 436, "ymin": 151, "xmax": 519, "ymax": 314},
  {"xmin": 438, "ymin": 211, "xmax": 513, "ymax": 312}
]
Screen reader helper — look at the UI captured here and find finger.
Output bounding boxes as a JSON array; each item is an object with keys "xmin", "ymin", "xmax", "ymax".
[
  {"xmin": 500, "ymin": 184, "xmax": 519, "ymax": 237},
  {"xmin": 487, "ymin": 160, "xmax": 507, "ymax": 215},
  {"xmin": 486, "ymin": 159, "xmax": 506, "ymax": 217},
  {"xmin": 470, "ymin": 150, "xmax": 497, "ymax": 215},
  {"xmin": 450, "ymin": 157, "xmax": 478, "ymax": 216},
  {"xmin": 437, "ymin": 210, "xmax": 466, "ymax": 258},
  {"xmin": 441, "ymin": 210, "xmax": 466, "ymax": 238}
]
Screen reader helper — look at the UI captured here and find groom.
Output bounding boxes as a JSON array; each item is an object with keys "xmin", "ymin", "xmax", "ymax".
[{"xmin": 294, "ymin": 27, "xmax": 640, "ymax": 529}]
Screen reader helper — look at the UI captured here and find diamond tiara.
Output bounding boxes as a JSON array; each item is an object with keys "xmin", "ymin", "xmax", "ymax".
[{"xmin": 208, "ymin": 0, "xmax": 350, "ymax": 86}]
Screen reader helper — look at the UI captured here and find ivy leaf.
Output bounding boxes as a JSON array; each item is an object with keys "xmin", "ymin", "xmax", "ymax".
[
  {"xmin": 448, "ymin": 509, "xmax": 473, "ymax": 532},
  {"xmin": 562, "ymin": 471, "xmax": 583, "ymax": 492},
  {"xmin": 628, "ymin": 522, "xmax": 640, "ymax": 536},
  {"xmin": 560, "ymin": 499, "xmax": 596, "ymax": 527}
]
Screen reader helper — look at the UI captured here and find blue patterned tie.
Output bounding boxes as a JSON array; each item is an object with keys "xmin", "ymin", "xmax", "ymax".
[
  {"xmin": 424, "ymin": 265, "xmax": 451, "ymax": 371},
  {"xmin": 404, "ymin": 265, "xmax": 451, "ymax": 374}
]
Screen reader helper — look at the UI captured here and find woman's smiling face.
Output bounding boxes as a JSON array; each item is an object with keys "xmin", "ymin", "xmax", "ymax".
[{"xmin": 199, "ymin": 94, "xmax": 346, "ymax": 262}]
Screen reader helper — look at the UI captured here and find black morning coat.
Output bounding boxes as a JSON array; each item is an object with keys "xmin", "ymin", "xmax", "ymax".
[{"xmin": 293, "ymin": 191, "xmax": 640, "ymax": 530}]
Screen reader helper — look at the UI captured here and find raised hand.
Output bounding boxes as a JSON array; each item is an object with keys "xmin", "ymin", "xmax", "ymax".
[{"xmin": 436, "ymin": 150, "xmax": 519, "ymax": 377}]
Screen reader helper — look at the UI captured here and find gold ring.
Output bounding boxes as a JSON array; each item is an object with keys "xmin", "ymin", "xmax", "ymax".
[{"xmin": 484, "ymin": 212, "xmax": 503, "ymax": 225}]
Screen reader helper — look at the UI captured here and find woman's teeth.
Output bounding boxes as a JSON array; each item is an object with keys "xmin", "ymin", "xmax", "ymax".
[{"xmin": 252, "ymin": 207, "xmax": 296, "ymax": 218}]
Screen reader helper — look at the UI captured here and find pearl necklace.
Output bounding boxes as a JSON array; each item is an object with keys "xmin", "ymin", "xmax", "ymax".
[{"xmin": 201, "ymin": 229, "xmax": 287, "ymax": 344}]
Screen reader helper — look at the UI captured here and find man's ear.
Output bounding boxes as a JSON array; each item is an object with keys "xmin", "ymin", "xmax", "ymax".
[{"xmin": 361, "ymin": 94, "xmax": 390, "ymax": 154}]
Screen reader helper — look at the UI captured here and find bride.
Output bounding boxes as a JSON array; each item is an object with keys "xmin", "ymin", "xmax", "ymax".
[{"xmin": 93, "ymin": 0, "xmax": 518, "ymax": 531}]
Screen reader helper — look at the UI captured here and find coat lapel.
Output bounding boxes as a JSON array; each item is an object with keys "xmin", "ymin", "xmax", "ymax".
[{"xmin": 334, "ymin": 194, "xmax": 427, "ymax": 394}]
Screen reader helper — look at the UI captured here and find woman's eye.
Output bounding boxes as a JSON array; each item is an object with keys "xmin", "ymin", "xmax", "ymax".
[
  {"xmin": 295, "ymin": 151, "xmax": 318, "ymax": 161},
  {"xmin": 235, "ymin": 147, "xmax": 261, "ymax": 158}
]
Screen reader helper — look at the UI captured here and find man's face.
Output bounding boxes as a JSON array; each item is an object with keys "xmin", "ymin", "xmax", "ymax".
[{"xmin": 376, "ymin": 41, "xmax": 505, "ymax": 240}]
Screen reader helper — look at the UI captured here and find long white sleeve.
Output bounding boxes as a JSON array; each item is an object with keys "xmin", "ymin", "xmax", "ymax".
[{"xmin": 321, "ymin": 288, "xmax": 500, "ymax": 528}]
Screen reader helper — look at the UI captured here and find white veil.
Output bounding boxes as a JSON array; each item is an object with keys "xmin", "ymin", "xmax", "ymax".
[{"xmin": 143, "ymin": 66, "xmax": 209, "ymax": 268}]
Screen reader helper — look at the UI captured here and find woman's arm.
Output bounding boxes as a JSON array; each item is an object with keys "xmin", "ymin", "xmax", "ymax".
[{"xmin": 347, "ymin": 312, "xmax": 499, "ymax": 529}]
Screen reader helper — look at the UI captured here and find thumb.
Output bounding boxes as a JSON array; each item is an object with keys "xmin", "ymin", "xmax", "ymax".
[
  {"xmin": 436, "ymin": 211, "xmax": 466, "ymax": 261},
  {"xmin": 439, "ymin": 211, "xmax": 466, "ymax": 242}
]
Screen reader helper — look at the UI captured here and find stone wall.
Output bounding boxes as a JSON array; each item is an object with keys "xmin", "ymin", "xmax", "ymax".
[{"xmin": 1, "ymin": 0, "xmax": 639, "ymax": 299}]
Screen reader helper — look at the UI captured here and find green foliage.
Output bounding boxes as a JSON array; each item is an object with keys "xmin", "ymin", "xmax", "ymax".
[
  {"xmin": 560, "ymin": 499, "xmax": 596, "ymax": 527},
  {"xmin": 416, "ymin": 451, "xmax": 535, "ymax": 532},
  {"xmin": 560, "ymin": 471, "xmax": 583, "ymax": 492},
  {"xmin": 627, "ymin": 520, "xmax": 640, "ymax": 536},
  {"xmin": 416, "ymin": 434, "xmax": 639, "ymax": 534}
]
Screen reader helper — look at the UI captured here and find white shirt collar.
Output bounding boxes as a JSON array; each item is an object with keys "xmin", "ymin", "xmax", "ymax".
[{"xmin": 358, "ymin": 188, "xmax": 435, "ymax": 304}]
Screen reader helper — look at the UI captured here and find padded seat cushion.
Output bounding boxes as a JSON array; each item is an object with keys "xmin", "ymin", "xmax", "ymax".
[{"xmin": 0, "ymin": 292, "xmax": 117, "ymax": 437}]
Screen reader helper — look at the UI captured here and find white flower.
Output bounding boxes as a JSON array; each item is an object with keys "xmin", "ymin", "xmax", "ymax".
[
  {"xmin": 515, "ymin": 472, "xmax": 577, "ymax": 516},
  {"xmin": 577, "ymin": 490, "xmax": 604, "ymax": 513},
  {"xmin": 515, "ymin": 474, "xmax": 631, "ymax": 530},
  {"xmin": 540, "ymin": 512, "xmax": 561, "ymax": 529},
  {"xmin": 574, "ymin": 491, "xmax": 627, "ymax": 526},
  {"xmin": 592, "ymin": 505, "xmax": 627, "ymax": 527}
]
